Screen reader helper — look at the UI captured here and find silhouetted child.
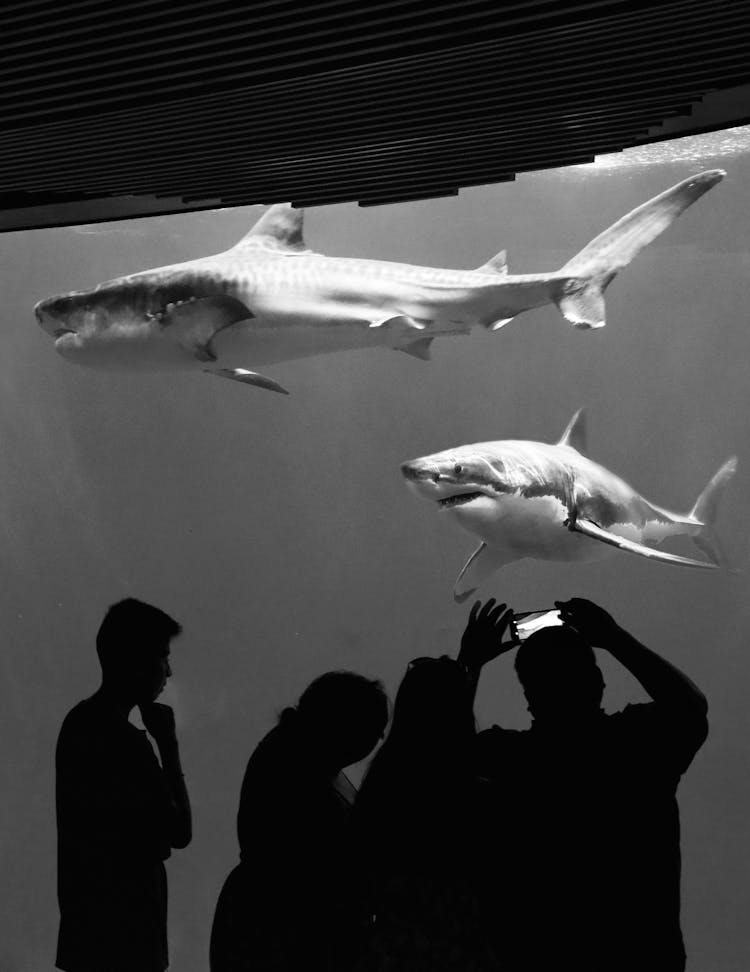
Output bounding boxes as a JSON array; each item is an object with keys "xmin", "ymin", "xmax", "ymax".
[
  {"xmin": 464, "ymin": 596, "xmax": 708, "ymax": 972},
  {"xmin": 210, "ymin": 670, "xmax": 389, "ymax": 972},
  {"xmin": 354, "ymin": 655, "xmax": 497, "ymax": 972},
  {"xmin": 55, "ymin": 598, "xmax": 192, "ymax": 972}
]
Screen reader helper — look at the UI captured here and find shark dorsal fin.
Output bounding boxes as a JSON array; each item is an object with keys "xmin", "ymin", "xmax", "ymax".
[
  {"xmin": 476, "ymin": 250, "xmax": 508, "ymax": 274},
  {"xmin": 234, "ymin": 203, "xmax": 308, "ymax": 253},
  {"xmin": 557, "ymin": 408, "xmax": 587, "ymax": 454}
]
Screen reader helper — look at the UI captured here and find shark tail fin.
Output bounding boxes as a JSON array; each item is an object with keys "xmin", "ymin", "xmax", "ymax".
[
  {"xmin": 689, "ymin": 456, "xmax": 737, "ymax": 567},
  {"xmin": 551, "ymin": 169, "xmax": 725, "ymax": 329}
]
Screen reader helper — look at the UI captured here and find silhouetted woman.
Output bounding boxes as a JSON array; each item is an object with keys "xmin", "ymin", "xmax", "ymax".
[
  {"xmin": 354, "ymin": 656, "xmax": 496, "ymax": 972},
  {"xmin": 210, "ymin": 671, "xmax": 389, "ymax": 972}
]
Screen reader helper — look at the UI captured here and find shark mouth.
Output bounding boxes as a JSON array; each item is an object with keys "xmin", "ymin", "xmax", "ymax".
[
  {"xmin": 144, "ymin": 296, "xmax": 200, "ymax": 323},
  {"xmin": 438, "ymin": 491, "xmax": 484, "ymax": 509}
]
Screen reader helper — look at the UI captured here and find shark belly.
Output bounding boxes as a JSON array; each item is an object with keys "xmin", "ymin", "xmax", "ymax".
[
  {"xmin": 212, "ymin": 315, "xmax": 391, "ymax": 366},
  {"xmin": 449, "ymin": 492, "xmax": 620, "ymax": 563}
]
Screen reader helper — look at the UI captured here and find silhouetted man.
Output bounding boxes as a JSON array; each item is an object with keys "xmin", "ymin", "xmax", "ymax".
[
  {"xmin": 55, "ymin": 598, "xmax": 192, "ymax": 972},
  {"xmin": 460, "ymin": 597, "xmax": 708, "ymax": 972}
]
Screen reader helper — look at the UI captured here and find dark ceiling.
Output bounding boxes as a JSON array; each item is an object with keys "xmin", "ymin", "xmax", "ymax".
[{"xmin": 2, "ymin": 0, "xmax": 750, "ymax": 231}]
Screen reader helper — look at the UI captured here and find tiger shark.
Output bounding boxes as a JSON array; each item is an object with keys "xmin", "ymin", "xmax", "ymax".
[
  {"xmin": 401, "ymin": 409, "xmax": 737, "ymax": 602},
  {"xmin": 34, "ymin": 170, "xmax": 723, "ymax": 395}
]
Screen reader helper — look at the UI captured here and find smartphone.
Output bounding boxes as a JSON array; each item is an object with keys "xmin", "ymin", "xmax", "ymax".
[{"xmin": 510, "ymin": 609, "xmax": 563, "ymax": 642}]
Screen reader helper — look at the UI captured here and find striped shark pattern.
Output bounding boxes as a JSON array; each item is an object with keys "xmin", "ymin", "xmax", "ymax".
[{"xmin": 34, "ymin": 171, "xmax": 724, "ymax": 396}]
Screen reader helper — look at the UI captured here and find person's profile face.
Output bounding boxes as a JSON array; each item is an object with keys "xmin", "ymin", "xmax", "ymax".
[
  {"xmin": 338, "ymin": 719, "xmax": 388, "ymax": 769},
  {"xmin": 134, "ymin": 642, "xmax": 172, "ymax": 703}
]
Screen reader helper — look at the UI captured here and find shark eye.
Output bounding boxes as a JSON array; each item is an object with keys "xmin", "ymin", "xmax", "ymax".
[{"xmin": 454, "ymin": 464, "xmax": 463, "ymax": 475}]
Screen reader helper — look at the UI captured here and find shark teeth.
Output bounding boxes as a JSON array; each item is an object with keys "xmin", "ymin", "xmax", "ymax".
[
  {"xmin": 438, "ymin": 492, "xmax": 484, "ymax": 509},
  {"xmin": 146, "ymin": 296, "xmax": 199, "ymax": 322}
]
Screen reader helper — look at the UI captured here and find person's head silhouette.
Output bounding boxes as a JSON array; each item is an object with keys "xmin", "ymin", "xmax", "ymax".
[
  {"xmin": 390, "ymin": 656, "xmax": 474, "ymax": 752},
  {"xmin": 96, "ymin": 598, "xmax": 182, "ymax": 705},
  {"xmin": 514, "ymin": 625, "xmax": 604, "ymax": 725},
  {"xmin": 355, "ymin": 656, "xmax": 474, "ymax": 836},
  {"xmin": 284, "ymin": 671, "xmax": 389, "ymax": 773}
]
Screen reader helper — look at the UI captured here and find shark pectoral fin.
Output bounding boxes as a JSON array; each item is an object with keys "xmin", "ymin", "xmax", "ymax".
[
  {"xmin": 453, "ymin": 542, "xmax": 517, "ymax": 603},
  {"xmin": 206, "ymin": 368, "xmax": 289, "ymax": 395},
  {"xmin": 488, "ymin": 317, "xmax": 515, "ymax": 331},
  {"xmin": 398, "ymin": 337, "xmax": 434, "ymax": 360},
  {"xmin": 568, "ymin": 517, "xmax": 718, "ymax": 569},
  {"xmin": 161, "ymin": 296, "xmax": 254, "ymax": 361},
  {"xmin": 369, "ymin": 314, "xmax": 427, "ymax": 331}
]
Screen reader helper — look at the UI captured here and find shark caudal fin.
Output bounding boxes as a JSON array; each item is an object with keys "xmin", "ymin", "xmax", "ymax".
[
  {"xmin": 551, "ymin": 170, "xmax": 725, "ymax": 329},
  {"xmin": 688, "ymin": 457, "xmax": 737, "ymax": 567}
]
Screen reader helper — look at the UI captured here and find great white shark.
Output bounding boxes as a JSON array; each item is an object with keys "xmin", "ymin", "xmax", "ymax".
[
  {"xmin": 401, "ymin": 409, "xmax": 737, "ymax": 602},
  {"xmin": 34, "ymin": 171, "xmax": 724, "ymax": 395}
]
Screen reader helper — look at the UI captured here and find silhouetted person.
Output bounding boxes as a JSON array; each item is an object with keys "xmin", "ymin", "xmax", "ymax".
[
  {"xmin": 465, "ymin": 596, "xmax": 708, "ymax": 972},
  {"xmin": 354, "ymin": 655, "xmax": 496, "ymax": 972},
  {"xmin": 55, "ymin": 598, "xmax": 192, "ymax": 972},
  {"xmin": 210, "ymin": 671, "xmax": 389, "ymax": 972}
]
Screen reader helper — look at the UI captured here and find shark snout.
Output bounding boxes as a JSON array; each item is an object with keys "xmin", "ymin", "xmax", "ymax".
[
  {"xmin": 34, "ymin": 298, "xmax": 53, "ymax": 331},
  {"xmin": 400, "ymin": 460, "xmax": 441, "ymax": 484},
  {"xmin": 35, "ymin": 297, "xmax": 77, "ymax": 340}
]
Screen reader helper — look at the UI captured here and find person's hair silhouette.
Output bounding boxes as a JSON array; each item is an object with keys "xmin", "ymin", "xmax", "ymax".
[
  {"xmin": 96, "ymin": 597, "xmax": 182, "ymax": 671},
  {"xmin": 55, "ymin": 597, "xmax": 191, "ymax": 972},
  {"xmin": 291, "ymin": 668, "xmax": 391, "ymax": 767},
  {"xmin": 210, "ymin": 670, "xmax": 388, "ymax": 972},
  {"xmin": 355, "ymin": 656, "xmax": 495, "ymax": 972},
  {"xmin": 362, "ymin": 656, "xmax": 474, "ymax": 784}
]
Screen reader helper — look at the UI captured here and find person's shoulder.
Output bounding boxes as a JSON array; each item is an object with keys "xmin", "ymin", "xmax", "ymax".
[
  {"xmin": 607, "ymin": 701, "xmax": 655, "ymax": 723},
  {"xmin": 606, "ymin": 701, "xmax": 708, "ymax": 766},
  {"xmin": 56, "ymin": 698, "xmax": 105, "ymax": 764},
  {"xmin": 605, "ymin": 701, "xmax": 665, "ymax": 735},
  {"xmin": 242, "ymin": 722, "xmax": 297, "ymax": 787},
  {"xmin": 249, "ymin": 722, "xmax": 291, "ymax": 765},
  {"xmin": 59, "ymin": 697, "xmax": 97, "ymax": 735},
  {"xmin": 58, "ymin": 696, "xmax": 131, "ymax": 751},
  {"xmin": 477, "ymin": 725, "xmax": 525, "ymax": 739},
  {"xmin": 475, "ymin": 725, "xmax": 527, "ymax": 755}
]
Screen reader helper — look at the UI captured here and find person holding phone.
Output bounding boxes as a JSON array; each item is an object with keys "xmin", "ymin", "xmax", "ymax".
[
  {"xmin": 458, "ymin": 597, "xmax": 708, "ymax": 972},
  {"xmin": 55, "ymin": 598, "xmax": 191, "ymax": 972}
]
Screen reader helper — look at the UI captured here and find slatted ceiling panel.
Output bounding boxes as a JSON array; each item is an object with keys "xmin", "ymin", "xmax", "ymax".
[
  {"xmin": 1, "ymin": 1, "xmax": 749, "ymax": 230},
  {"xmin": 0, "ymin": 0, "xmax": 656, "ymax": 118},
  {"xmin": 2, "ymin": 0, "xmax": 735, "ymax": 136},
  {"xmin": 19, "ymin": 123, "xmax": 649, "ymax": 198}
]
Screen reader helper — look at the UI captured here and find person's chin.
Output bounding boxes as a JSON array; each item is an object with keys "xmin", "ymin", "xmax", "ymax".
[{"xmin": 137, "ymin": 686, "xmax": 163, "ymax": 705}]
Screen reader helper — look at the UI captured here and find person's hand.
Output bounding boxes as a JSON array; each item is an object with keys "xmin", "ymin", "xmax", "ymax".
[
  {"xmin": 554, "ymin": 597, "xmax": 620, "ymax": 646},
  {"xmin": 139, "ymin": 702, "xmax": 177, "ymax": 745},
  {"xmin": 459, "ymin": 598, "xmax": 515, "ymax": 671}
]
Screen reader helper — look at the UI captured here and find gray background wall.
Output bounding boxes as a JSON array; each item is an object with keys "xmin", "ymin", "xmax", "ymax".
[{"xmin": 1, "ymin": 135, "xmax": 749, "ymax": 971}]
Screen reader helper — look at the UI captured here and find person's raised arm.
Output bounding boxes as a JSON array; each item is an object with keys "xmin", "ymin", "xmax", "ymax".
[
  {"xmin": 457, "ymin": 598, "xmax": 515, "ymax": 705},
  {"xmin": 555, "ymin": 597, "xmax": 707, "ymax": 720},
  {"xmin": 139, "ymin": 702, "xmax": 193, "ymax": 849}
]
